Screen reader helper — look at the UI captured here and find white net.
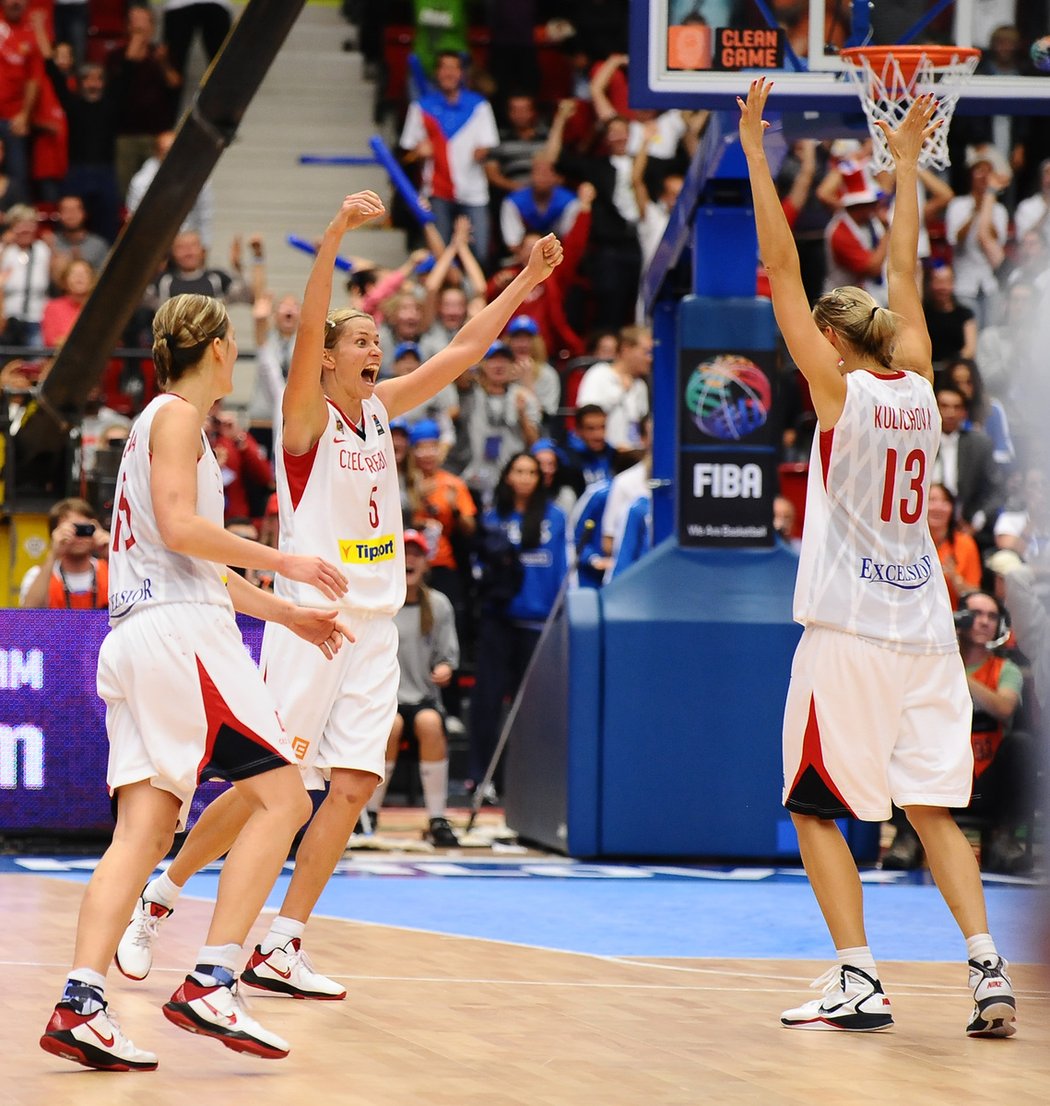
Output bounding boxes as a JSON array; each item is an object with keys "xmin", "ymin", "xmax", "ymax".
[{"xmin": 842, "ymin": 48, "xmax": 981, "ymax": 171}]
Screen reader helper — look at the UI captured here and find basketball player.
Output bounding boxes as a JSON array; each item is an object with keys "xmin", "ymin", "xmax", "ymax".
[
  {"xmin": 40, "ymin": 294, "xmax": 353, "ymax": 1071},
  {"xmin": 113, "ymin": 194, "xmax": 564, "ymax": 999},
  {"xmin": 738, "ymin": 82, "xmax": 1016, "ymax": 1036}
]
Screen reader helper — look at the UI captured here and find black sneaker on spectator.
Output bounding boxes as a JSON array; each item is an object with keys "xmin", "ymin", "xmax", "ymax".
[
  {"xmin": 880, "ymin": 827, "xmax": 923, "ymax": 871},
  {"xmin": 424, "ymin": 816, "xmax": 460, "ymax": 847},
  {"xmin": 353, "ymin": 809, "xmax": 378, "ymax": 837}
]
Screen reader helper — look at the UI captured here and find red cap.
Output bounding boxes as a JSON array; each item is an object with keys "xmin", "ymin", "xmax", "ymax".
[{"xmin": 403, "ymin": 529, "xmax": 428, "ymax": 555}]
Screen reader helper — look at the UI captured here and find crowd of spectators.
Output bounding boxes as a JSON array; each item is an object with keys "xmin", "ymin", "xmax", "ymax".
[{"xmin": 7, "ymin": 4, "xmax": 1050, "ymax": 859}]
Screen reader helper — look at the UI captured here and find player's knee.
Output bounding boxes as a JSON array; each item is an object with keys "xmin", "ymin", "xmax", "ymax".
[{"xmin": 327, "ymin": 769, "xmax": 377, "ymax": 809}]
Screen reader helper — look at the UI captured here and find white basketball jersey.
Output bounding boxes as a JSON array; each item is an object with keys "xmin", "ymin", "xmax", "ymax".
[
  {"xmin": 794, "ymin": 369, "xmax": 956, "ymax": 654},
  {"xmin": 107, "ymin": 394, "xmax": 232, "ymax": 622},
  {"xmin": 274, "ymin": 396, "xmax": 405, "ymax": 614}
]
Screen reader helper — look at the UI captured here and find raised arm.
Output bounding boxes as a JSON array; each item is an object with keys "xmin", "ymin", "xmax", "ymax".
[
  {"xmin": 282, "ymin": 192, "xmax": 385, "ymax": 454},
  {"xmin": 876, "ymin": 93, "xmax": 941, "ymax": 382},
  {"xmin": 738, "ymin": 79, "xmax": 844, "ymax": 423},
  {"xmin": 376, "ymin": 234, "xmax": 563, "ymax": 418}
]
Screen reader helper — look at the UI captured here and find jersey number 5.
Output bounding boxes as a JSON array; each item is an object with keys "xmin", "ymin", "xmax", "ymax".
[
  {"xmin": 368, "ymin": 485, "xmax": 379, "ymax": 529},
  {"xmin": 880, "ymin": 447, "xmax": 926, "ymax": 524},
  {"xmin": 111, "ymin": 479, "xmax": 137, "ymax": 551}
]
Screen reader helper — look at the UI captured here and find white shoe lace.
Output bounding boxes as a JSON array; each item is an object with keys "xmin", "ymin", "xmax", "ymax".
[
  {"xmin": 130, "ymin": 911, "xmax": 164, "ymax": 949},
  {"xmin": 808, "ymin": 965, "xmax": 842, "ymax": 996}
]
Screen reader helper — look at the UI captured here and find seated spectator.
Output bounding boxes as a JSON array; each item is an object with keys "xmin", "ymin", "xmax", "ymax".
[
  {"xmin": 469, "ymin": 452, "xmax": 568, "ymax": 792},
  {"xmin": 575, "ymin": 325, "xmax": 652, "ymax": 451},
  {"xmin": 499, "ymin": 152, "xmax": 578, "ymax": 253},
  {"xmin": 147, "ymin": 230, "xmax": 262, "ymax": 309},
  {"xmin": 569, "ymin": 478, "xmax": 611, "ymax": 588},
  {"xmin": 378, "ymin": 290, "xmax": 426, "ymax": 378},
  {"xmin": 457, "ymin": 341, "xmax": 541, "ymax": 504},
  {"xmin": 773, "ymin": 494, "xmax": 802, "ymax": 553},
  {"xmin": 0, "ymin": 135, "xmax": 28, "ymax": 214},
  {"xmin": 127, "ymin": 130, "xmax": 214, "ymax": 247},
  {"xmin": 600, "ymin": 417, "xmax": 652, "ymax": 561},
  {"xmin": 608, "ymin": 492, "xmax": 652, "ymax": 581},
  {"xmin": 41, "ymin": 257, "xmax": 94, "ymax": 346},
  {"xmin": 933, "ymin": 383, "xmax": 1004, "ymax": 548},
  {"xmin": 19, "ymin": 496, "xmax": 110, "ymax": 608},
  {"xmin": 924, "ymin": 264, "xmax": 977, "ymax": 369},
  {"xmin": 1014, "ymin": 157, "xmax": 1050, "ymax": 248},
  {"xmin": 205, "ymin": 403, "xmax": 274, "ymax": 522},
  {"xmin": 531, "ymin": 436, "xmax": 582, "ymax": 515},
  {"xmin": 0, "ymin": 204, "xmax": 51, "ymax": 348},
  {"xmin": 975, "ymin": 281, "xmax": 1038, "ymax": 431},
  {"xmin": 943, "ymin": 357, "xmax": 1014, "ymax": 469},
  {"xmin": 564, "ymin": 402, "xmax": 617, "ymax": 486},
  {"xmin": 929, "ymin": 482, "xmax": 981, "ymax": 610},
  {"xmin": 881, "ymin": 591, "xmax": 1029, "ymax": 874},
  {"xmin": 1002, "ymin": 229, "xmax": 1050, "ymax": 295},
  {"xmin": 45, "ymin": 194, "xmax": 110, "ymax": 280},
  {"xmin": 390, "ymin": 416, "xmax": 414, "ymax": 527},
  {"xmin": 505, "ymin": 313, "xmax": 560, "ymax": 428},
  {"xmin": 362, "ymin": 530, "xmax": 462, "ymax": 847}
]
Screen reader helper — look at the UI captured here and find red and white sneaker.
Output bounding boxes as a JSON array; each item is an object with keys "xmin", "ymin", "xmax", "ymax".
[
  {"xmin": 241, "ymin": 938, "xmax": 347, "ymax": 1000},
  {"xmin": 115, "ymin": 894, "xmax": 173, "ymax": 980},
  {"xmin": 162, "ymin": 977, "xmax": 289, "ymax": 1059},
  {"xmin": 40, "ymin": 1002, "xmax": 158, "ymax": 1071},
  {"xmin": 781, "ymin": 964, "xmax": 894, "ymax": 1031}
]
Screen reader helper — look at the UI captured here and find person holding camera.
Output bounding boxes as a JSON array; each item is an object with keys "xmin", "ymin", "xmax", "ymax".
[
  {"xmin": 883, "ymin": 591, "xmax": 1027, "ymax": 873},
  {"xmin": 20, "ymin": 496, "xmax": 110, "ymax": 609}
]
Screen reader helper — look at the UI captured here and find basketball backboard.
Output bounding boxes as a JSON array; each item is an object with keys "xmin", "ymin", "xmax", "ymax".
[{"xmin": 629, "ymin": 0, "xmax": 1050, "ymax": 115}]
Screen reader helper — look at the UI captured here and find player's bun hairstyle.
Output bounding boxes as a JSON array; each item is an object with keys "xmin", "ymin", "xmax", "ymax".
[
  {"xmin": 323, "ymin": 308, "xmax": 373, "ymax": 350},
  {"xmin": 152, "ymin": 294, "xmax": 230, "ymax": 388},
  {"xmin": 812, "ymin": 286, "xmax": 899, "ymax": 370}
]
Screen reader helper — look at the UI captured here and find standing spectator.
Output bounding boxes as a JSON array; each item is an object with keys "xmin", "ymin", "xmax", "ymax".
[
  {"xmin": 933, "ymin": 383, "xmax": 1004, "ymax": 547},
  {"xmin": 1002, "ymin": 228, "xmax": 1050, "ymax": 294},
  {"xmin": 400, "ymin": 50, "xmax": 499, "ymax": 268},
  {"xmin": 147, "ymin": 230, "xmax": 263, "ymax": 309},
  {"xmin": 945, "ymin": 146, "xmax": 1010, "ymax": 328},
  {"xmin": 378, "ymin": 290, "xmax": 426, "ymax": 377},
  {"xmin": 929, "ymin": 482, "xmax": 982, "ymax": 610},
  {"xmin": 823, "ymin": 187, "xmax": 889, "ymax": 303},
  {"xmin": 363, "ymin": 530, "xmax": 462, "ymax": 847},
  {"xmin": 0, "ymin": 0, "xmax": 41, "ymax": 198},
  {"xmin": 127, "ymin": 130, "xmax": 214, "ymax": 248},
  {"xmin": 994, "ymin": 463, "xmax": 1050, "ymax": 564},
  {"xmin": 499, "ymin": 153, "xmax": 578, "ymax": 253},
  {"xmin": 246, "ymin": 291, "xmax": 298, "ymax": 433},
  {"xmin": 575, "ymin": 325, "xmax": 652, "ymax": 451},
  {"xmin": 52, "ymin": 0, "xmax": 88, "ymax": 66},
  {"xmin": 944, "ymin": 357, "xmax": 1015, "ymax": 469},
  {"xmin": 547, "ymin": 97, "xmax": 642, "ymax": 330},
  {"xmin": 41, "ymin": 256, "xmax": 93, "ymax": 346},
  {"xmin": 206, "ymin": 404, "xmax": 274, "ymax": 523},
  {"xmin": 458, "ymin": 340, "xmax": 541, "ymax": 504},
  {"xmin": 485, "ymin": 92, "xmax": 548, "ymax": 212},
  {"xmin": 161, "ymin": 0, "xmax": 233, "ymax": 85},
  {"xmin": 0, "ymin": 203, "xmax": 50, "ymax": 348},
  {"xmin": 469, "ymin": 451, "xmax": 568, "ymax": 792},
  {"xmin": 505, "ymin": 313, "xmax": 560, "ymax": 429},
  {"xmin": 45, "ymin": 193, "xmax": 109, "ymax": 279},
  {"xmin": 923, "ymin": 264, "xmax": 976, "ymax": 370},
  {"xmin": 0, "ymin": 134, "xmax": 27, "ymax": 213},
  {"xmin": 19, "ymin": 496, "xmax": 109, "ymax": 609},
  {"xmin": 106, "ymin": 3, "xmax": 182, "ymax": 197}
]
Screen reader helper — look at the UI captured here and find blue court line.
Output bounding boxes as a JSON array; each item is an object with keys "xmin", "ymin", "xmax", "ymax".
[{"xmin": 12, "ymin": 857, "xmax": 1042, "ymax": 963}]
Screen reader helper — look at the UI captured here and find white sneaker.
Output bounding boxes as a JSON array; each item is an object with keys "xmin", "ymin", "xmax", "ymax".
[
  {"xmin": 40, "ymin": 1002, "xmax": 158, "ymax": 1071},
  {"xmin": 115, "ymin": 893, "xmax": 173, "ymax": 981},
  {"xmin": 162, "ymin": 977, "xmax": 289, "ymax": 1059},
  {"xmin": 781, "ymin": 964, "xmax": 894, "ymax": 1031},
  {"xmin": 241, "ymin": 938, "xmax": 347, "ymax": 999},
  {"xmin": 967, "ymin": 956, "xmax": 1017, "ymax": 1038}
]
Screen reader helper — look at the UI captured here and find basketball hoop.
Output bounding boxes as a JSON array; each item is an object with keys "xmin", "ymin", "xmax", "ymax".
[{"xmin": 841, "ymin": 45, "xmax": 981, "ymax": 172}]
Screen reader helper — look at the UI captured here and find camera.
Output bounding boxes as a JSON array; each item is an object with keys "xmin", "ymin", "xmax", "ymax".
[
  {"xmin": 953, "ymin": 609, "xmax": 976, "ymax": 631},
  {"xmin": 73, "ymin": 522, "xmax": 96, "ymax": 537}
]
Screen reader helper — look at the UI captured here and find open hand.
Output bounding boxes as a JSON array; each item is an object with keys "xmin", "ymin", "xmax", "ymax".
[
  {"xmin": 736, "ymin": 78, "xmax": 772, "ymax": 157},
  {"xmin": 286, "ymin": 607, "xmax": 354, "ymax": 659},
  {"xmin": 875, "ymin": 93, "xmax": 941, "ymax": 168},
  {"xmin": 277, "ymin": 552, "xmax": 349, "ymax": 601}
]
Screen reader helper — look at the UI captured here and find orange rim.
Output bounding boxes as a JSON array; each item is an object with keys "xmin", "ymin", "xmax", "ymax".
[{"xmin": 841, "ymin": 45, "xmax": 981, "ymax": 86}]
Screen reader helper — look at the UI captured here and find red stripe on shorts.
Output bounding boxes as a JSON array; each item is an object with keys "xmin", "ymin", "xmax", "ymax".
[
  {"xmin": 194, "ymin": 657, "xmax": 283, "ymax": 782},
  {"xmin": 787, "ymin": 694, "xmax": 856, "ymax": 817}
]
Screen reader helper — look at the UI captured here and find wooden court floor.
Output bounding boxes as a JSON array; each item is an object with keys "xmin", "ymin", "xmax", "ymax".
[{"xmin": 6, "ymin": 875, "xmax": 1048, "ymax": 1105}]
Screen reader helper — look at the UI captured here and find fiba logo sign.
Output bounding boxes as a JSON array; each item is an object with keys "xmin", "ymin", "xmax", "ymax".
[{"xmin": 684, "ymin": 354, "xmax": 771, "ymax": 441}]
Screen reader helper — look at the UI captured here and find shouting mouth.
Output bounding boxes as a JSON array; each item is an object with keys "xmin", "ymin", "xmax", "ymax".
[{"xmin": 362, "ymin": 365, "xmax": 379, "ymax": 385}]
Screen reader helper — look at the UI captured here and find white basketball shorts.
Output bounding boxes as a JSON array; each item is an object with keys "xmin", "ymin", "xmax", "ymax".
[
  {"xmin": 98, "ymin": 602, "xmax": 294, "ymax": 830},
  {"xmin": 261, "ymin": 611, "xmax": 399, "ymax": 788},
  {"xmin": 782, "ymin": 625, "xmax": 974, "ymax": 821}
]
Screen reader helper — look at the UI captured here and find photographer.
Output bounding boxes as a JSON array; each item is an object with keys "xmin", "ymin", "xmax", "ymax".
[
  {"xmin": 883, "ymin": 591, "xmax": 1029, "ymax": 873},
  {"xmin": 19, "ymin": 497, "xmax": 110, "ymax": 609}
]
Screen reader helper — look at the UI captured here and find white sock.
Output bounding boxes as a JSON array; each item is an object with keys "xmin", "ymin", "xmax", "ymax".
[
  {"xmin": 369, "ymin": 762, "xmax": 396, "ymax": 813},
  {"xmin": 194, "ymin": 942, "xmax": 241, "ymax": 972},
  {"xmin": 144, "ymin": 870, "xmax": 182, "ymax": 909},
  {"xmin": 68, "ymin": 967, "xmax": 107, "ymax": 991},
  {"xmin": 837, "ymin": 945, "xmax": 878, "ymax": 975},
  {"xmin": 966, "ymin": 933, "xmax": 999, "ymax": 965},
  {"xmin": 420, "ymin": 758, "xmax": 449, "ymax": 820},
  {"xmin": 262, "ymin": 915, "xmax": 305, "ymax": 954}
]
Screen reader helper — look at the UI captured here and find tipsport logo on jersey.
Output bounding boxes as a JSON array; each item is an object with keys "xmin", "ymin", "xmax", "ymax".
[{"xmin": 339, "ymin": 534, "xmax": 397, "ymax": 564}]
